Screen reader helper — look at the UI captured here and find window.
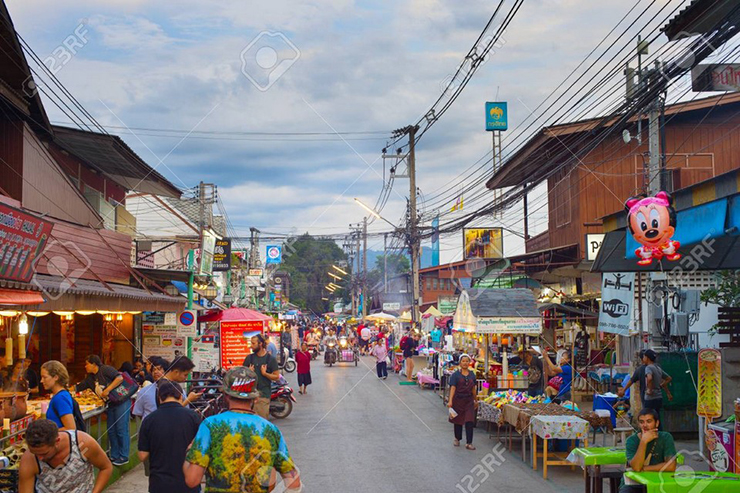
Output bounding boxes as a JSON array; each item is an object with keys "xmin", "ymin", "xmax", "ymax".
[
  {"xmin": 426, "ymin": 278, "xmax": 432, "ymax": 291},
  {"xmin": 433, "ymin": 278, "xmax": 438, "ymax": 290},
  {"xmin": 551, "ymin": 169, "xmax": 572, "ymax": 228}
]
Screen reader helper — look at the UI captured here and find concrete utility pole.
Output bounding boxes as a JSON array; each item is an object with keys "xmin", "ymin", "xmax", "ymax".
[
  {"xmin": 408, "ymin": 125, "xmax": 421, "ymax": 328},
  {"xmin": 355, "ymin": 228, "xmax": 361, "ymax": 317},
  {"xmin": 362, "ymin": 216, "xmax": 368, "ymax": 322},
  {"xmin": 383, "ymin": 233, "xmax": 388, "ymax": 294}
]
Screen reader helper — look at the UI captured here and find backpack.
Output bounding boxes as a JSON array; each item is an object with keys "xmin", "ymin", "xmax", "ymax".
[
  {"xmin": 400, "ymin": 336, "xmax": 409, "ymax": 351},
  {"xmin": 51, "ymin": 390, "xmax": 87, "ymax": 432}
]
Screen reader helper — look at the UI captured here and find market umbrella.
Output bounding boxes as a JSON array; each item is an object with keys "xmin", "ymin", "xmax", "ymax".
[
  {"xmin": 422, "ymin": 306, "xmax": 443, "ymax": 317},
  {"xmin": 366, "ymin": 312, "xmax": 397, "ymax": 321},
  {"xmin": 398, "ymin": 311, "xmax": 412, "ymax": 323},
  {"xmin": 198, "ymin": 307, "xmax": 272, "ymax": 323}
]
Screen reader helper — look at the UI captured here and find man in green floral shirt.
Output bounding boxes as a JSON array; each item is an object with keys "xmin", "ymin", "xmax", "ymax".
[{"xmin": 183, "ymin": 367, "xmax": 301, "ymax": 493}]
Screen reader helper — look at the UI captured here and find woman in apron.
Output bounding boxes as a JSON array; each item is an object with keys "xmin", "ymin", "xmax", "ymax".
[{"xmin": 447, "ymin": 354, "xmax": 478, "ymax": 450}]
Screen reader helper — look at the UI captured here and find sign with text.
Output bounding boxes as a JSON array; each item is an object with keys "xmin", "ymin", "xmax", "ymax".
[
  {"xmin": 382, "ymin": 302, "xmax": 401, "ymax": 311},
  {"xmin": 476, "ymin": 317, "xmax": 542, "ymax": 334},
  {"xmin": 192, "ymin": 335, "xmax": 220, "ymax": 372},
  {"xmin": 177, "ymin": 309, "xmax": 197, "ymax": 337},
  {"xmin": 0, "ymin": 203, "xmax": 54, "ymax": 282},
  {"xmin": 199, "ymin": 230, "xmax": 217, "ymax": 275},
  {"xmin": 585, "ymin": 233, "xmax": 605, "ymax": 261},
  {"xmin": 212, "ymin": 239, "xmax": 231, "ymax": 272},
  {"xmin": 485, "ymin": 102, "xmax": 508, "ymax": 131},
  {"xmin": 248, "ymin": 268, "xmax": 263, "ymax": 277},
  {"xmin": 220, "ymin": 320, "xmax": 264, "ymax": 369},
  {"xmin": 598, "ymin": 272, "xmax": 635, "ymax": 335},
  {"xmin": 438, "ymin": 295, "xmax": 459, "ymax": 315},
  {"xmin": 691, "ymin": 64, "xmax": 740, "ymax": 92}
]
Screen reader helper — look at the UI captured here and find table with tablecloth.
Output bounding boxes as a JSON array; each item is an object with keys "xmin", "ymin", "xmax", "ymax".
[
  {"xmin": 624, "ymin": 471, "xmax": 740, "ymax": 493},
  {"xmin": 503, "ymin": 402, "xmax": 613, "ymax": 434},
  {"xmin": 530, "ymin": 415, "xmax": 590, "ymax": 479},
  {"xmin": 416, "ymin": 372, "xmax": 440, "ymax": 388}
]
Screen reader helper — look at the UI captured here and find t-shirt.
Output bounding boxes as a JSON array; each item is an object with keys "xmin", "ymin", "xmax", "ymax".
[
  {"xmin": 557, "ymin": 363, "xmax": 573, "ymax": 397},
  {"xmin": 574, "ymin": 331, "xmax": 590, "ymax": 368},
  {"xmin": 139, "ymin": 402, "xmax": 202, "ymax": 493},
  {"xmin": 371, "ymin": 343, "xmax": 388, "ymax": 362},
  {"xmin": 185, "ymin": 410, "xmax": 295, "ymax": 493},
  {"xmin": 243, "ymin": 353, "xmax": 279, "ymax": 399},
  {"xmin": 623, "ymin": 431, "xmax": 677, "ymax": 486},
  {"xmin": 47, "ymin": 390, "xmax": 74, "ymax": 428},
  {"xmin": 361, "ymin": 328, "xmax": 371, "ymax": 341},
  {"xmin": 295, "ymin": 351, "xmax": 311, "ymax": 375},
  {"xmin": 403, "ymin": 338, "xmax": 418, "ymax": 358},
  {"xmin": 76, "ymin": 364, "xmax": 121, "ymax": 397},
  {"xmin": 133, "ymin": 382, "xmax": 158, "ymax": 420},
  {"xmin": 632, "ymin": 365, "xmax": 669, "ymax": 404},
  {"xmin": 266, "ymin": 342, "xmax": 278, "ymax": 359},
  {"xmin": 431, "ymin": 329, "xmax": 442, "ymax": 343},
  {"xmin": 449, "ymin": 370, "xmax": 475, "ymax": 395},
  {"xmin": 644, "ymin": 364, "xmax": 663, "ymax": 401},
  {"xmin": 527, "ymin": 357, "xmax": 544, "ymax": 395}
]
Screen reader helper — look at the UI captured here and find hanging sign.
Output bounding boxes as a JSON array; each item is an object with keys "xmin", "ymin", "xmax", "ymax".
[
  {"xmin": 625, "ymin": 192, "xmax": 680, "ymax": 266},
  {"xmin": 598, "ymin": 272, "xmax": 635, "ymax": 335},
  {"xmin": 220, "ymin": 320, "xmax": 264, "ymax": 369},
  {"xmin": 213, "ymin": 239, "xmax": 231, "ymax": 271},
  {"xmin": 0, "ymin": 203, "xmax": 54, "ymax": 282},
  {"xmin": 585, "ymin": 234, "xmax": 605, "ymax": 261},
  {"xmin": 697, "ymin": 348, "xmax": 722, "ymax": 419},
  {"xmin": 199, "ymin": 230, "xmax": 217, "ymax": 275}
]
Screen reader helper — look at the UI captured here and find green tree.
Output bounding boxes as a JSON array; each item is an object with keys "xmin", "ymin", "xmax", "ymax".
[
  {"xmin": 367, "ymin": 253, "xmax": 410, "ymax": 294},
  {"xmin": 701, "ymin": 270, "xmax": 740, "ymax": 334},
  {"xmin": 280, "ymin": 234, "xmax": 349, "ymax": 313}
]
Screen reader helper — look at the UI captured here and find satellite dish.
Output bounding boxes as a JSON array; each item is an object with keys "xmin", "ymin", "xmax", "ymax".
[{"xmin": 622, "ymin": 129, "xmax": 631, "ymax": 144}]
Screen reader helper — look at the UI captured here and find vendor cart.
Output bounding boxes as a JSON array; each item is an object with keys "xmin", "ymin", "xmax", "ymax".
[{"xmin": 337, "ymin": 337, "xmax": 359, "ymax": 366}]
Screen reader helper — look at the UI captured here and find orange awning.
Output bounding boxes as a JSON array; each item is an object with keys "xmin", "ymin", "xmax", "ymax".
[{"xmin": 0, "ymin": 289, "xmax": 45, "ymax": 306}]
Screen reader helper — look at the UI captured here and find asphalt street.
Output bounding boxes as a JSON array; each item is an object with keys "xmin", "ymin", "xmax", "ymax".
[{"xmin": 109, "ymin": 355, "xmax": 594, "ymax": 493}]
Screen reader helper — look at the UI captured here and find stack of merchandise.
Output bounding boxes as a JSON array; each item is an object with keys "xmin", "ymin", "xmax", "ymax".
[{"xmin": 483, "ymin": 389, "xmax": 547, "ymax": 407}]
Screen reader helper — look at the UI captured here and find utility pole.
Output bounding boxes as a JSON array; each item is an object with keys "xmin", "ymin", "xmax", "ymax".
[
  {"xmin": 383, "ymin": 233, "xmax": 388, "ymax": 294},
  {"xmin": 362, "ymin": 216, "xmax": 368, "ymax": 322},
  {"xmin": 408, "ymin": 125, "xmax": 420, "ymax": 328},
  {"xmin": 355, "ymin": 227, "xmax": 361, "ymax": 318}
]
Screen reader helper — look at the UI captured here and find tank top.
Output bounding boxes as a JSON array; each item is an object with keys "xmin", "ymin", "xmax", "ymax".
[{"xmin": 35, "ymin": 430, "xmax": 94, "ymax": 493}]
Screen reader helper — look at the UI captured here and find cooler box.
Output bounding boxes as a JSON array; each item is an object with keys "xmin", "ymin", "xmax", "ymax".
[
  {"xmin": 706, "ymin": 422, "xmax": 736, "ymax": 473},
  {"xmin": 341, "ymin": 350, "xmax": 353, "ymax": 361},
  {"xmin": 593, "ymin": 394, "xmax": 618, "ymax": 428}
]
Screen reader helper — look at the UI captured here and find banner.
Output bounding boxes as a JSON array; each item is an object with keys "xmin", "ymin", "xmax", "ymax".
[
  {"xmin": 199, "ymin": 230, "xmax": 217, "ymax": 275},
  {"xmin": 463, "ymin": 228, "xmax": 503, "ymax": 260},
  {"xmin": 220, "ymin": 320, "xmax": 264, "ymax": 369},
  {"xmin": 213, "ymin": 239, "xmax": 231, "ymax": 271},
  {"xmin": 0, "ymin": 204, "xmax": 54, "ymax": 282},
  {"xmin": 598, "ymin": 272, "xmax": 635, "ymax": 335},
  {"xmin": 192, "ymin": 335, "xmax": 220, "ymax": 372}
]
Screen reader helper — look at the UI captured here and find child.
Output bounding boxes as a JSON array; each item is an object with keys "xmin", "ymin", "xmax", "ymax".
[
  {"xmin": 613, "ymin": 396, "xmax": 631, "ymax": 427},
  {"xmin": 295, "ymin": 342, "xmax": 312, "ymax": 395}
]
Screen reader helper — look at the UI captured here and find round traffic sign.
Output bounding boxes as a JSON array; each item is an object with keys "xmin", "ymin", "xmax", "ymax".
[
  {"xmin": 179, "ymin": 311, "xmax": 195, "ymax": 326},
  {"xmin": 267, "ymin": 246, "xmax": 280, "ymax": 259}
]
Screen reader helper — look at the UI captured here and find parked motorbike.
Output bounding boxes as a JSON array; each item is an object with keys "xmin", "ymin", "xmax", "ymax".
[
  {"xmin": 270, "ymin": 375, "xmax": 296, "ymax": 419},
  {"xmin": 279, "ymin": 347, "xmax": 297, "ymax": 373}
]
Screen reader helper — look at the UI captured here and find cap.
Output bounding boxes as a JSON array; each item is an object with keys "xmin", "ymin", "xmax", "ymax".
[
  {"xmin": 644, "ymin": 349, "xmax": 658, "ymax": 362},
  {"xmin": 222, "ymin": 366, "xmax": 261, "ymax": 400}
]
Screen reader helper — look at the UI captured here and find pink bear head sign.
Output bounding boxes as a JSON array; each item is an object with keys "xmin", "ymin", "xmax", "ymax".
[{"xmin": 625, "ymin": 191, "xmax": 681, "ymax": 266}]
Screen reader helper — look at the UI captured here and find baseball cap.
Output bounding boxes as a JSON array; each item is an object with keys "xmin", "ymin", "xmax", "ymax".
[
  {"xmin": 644, "ymin": 349, "xmax": 658, "ymax": 362},
  {"xmin": 222, "ymin": 366, "xmax": 261, "ymax": 400}
]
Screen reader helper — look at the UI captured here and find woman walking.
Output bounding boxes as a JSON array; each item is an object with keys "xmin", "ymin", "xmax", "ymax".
[
  {"xmin": 296, "ymin": 342, "xmax": 312, "ymax": 394},
  {"xmin": 447, "ymin": 354, "xmax": 478, "ymax": 450}
]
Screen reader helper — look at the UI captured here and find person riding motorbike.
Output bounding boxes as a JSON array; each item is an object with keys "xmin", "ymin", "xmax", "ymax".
[{"xmin": 323, "ymin": 330, "xmax": 339, "ymax": 364}]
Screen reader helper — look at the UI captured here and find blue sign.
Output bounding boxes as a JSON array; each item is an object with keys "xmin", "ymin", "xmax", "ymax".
[
  {"xmin": 179, "ymin": 310, "xmax": 195, "ymax": 327},
  {"xmin": 266, "ymin": 245, "xmax": 282, "ymax": 264},
  {"xmin": 485, "ymin": 102, "xmax": 508, "ymax": 131}
]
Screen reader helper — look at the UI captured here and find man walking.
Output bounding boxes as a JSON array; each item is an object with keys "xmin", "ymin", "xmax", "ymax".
[
  {"xmin": 243, "ymin": 334, "xmax": 280, "ymax": 419},
  {"xmin": 138, "ymin": 380, "xmax": 201, "ymax": 493},
  {"xmin": 184, "ymin": 367, "xmax": 301, "ymax": 493},
  {"xmin": 19, "ymin": 419, "xmax": 113, "ymax": 493},
  {"xmin": 371, "ymin": 339, "xmax": 389, "ymax": 379}
]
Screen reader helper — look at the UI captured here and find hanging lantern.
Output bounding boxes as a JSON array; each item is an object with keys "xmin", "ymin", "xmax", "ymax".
[{"xmin": 625, "ymin": 191, "xmax": 681, "ymax": 266}]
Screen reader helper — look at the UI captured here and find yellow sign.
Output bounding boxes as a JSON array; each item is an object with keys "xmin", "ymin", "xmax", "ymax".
[
  {"xmin": 463, "ymin": 228, "xmax": 503, "ymax": 260},
  {"xmin": 697, "ymin": 348, "xmax": 722, "ymax": 419}
]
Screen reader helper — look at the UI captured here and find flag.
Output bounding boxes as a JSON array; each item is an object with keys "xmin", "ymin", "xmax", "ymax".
[{"xmin": 450, "ymin": 195, "xmax": 464, "ymax": 212}]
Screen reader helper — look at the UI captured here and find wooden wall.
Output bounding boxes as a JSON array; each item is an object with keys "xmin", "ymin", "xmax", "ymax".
[
  {"xmin": 0, "ymin": 118, "xmax": 24, "ymax": 200},
  {"xmin": 547, "ymin": 105, "xmax": 740, "ymax": 254}
]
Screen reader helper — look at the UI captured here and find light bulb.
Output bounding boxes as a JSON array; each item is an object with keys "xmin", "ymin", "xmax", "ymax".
[{"xmin": 18, "ymin": 314, "xmax": 28, "ymax": 335}]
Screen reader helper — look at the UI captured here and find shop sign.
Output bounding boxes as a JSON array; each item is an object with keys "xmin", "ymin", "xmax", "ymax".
[
  {"xmin": 220, "ymin": 320, "xmax": 264, "ymax": 369},
  {"xmin": 213, "ymin": 239, "xmax": 231, "ymax": 272},
  {"xmin": 438, "ymin": 296, "xmax": 459, "ymax": 314},
  {"xmin": 192, "ymin": 335, "xmax": 220, "ymax": 372},
  {"xmin": 383, "ymin": 302, "xmax": 401, "ymax": 311},
  {"xmin": 476, "ymin": 317, "xmax": 542, "ymax": 334},
  {"xmin": 598, "ymin": 272, "xmax": 635, "ymax": 335},
  {"xmin": 585, "ymin": 233, "xmax": 605, "ymax": 261},
  {"xmin": 692, "ymin": 64, "xmax": 740, "ymax": 92},
  {"xmin": 265, "ymin": 245, "xmax": 282, "ymax": 264},
  {"xmin": 0, "ymin": 203, "xmax": 54, "ymax": 283},
  {"xmin": 485, "ymin": 101, "xmax": 508, "ymax": 131},
  {"xmin": 463, "ymin": 228, "xmax": 503, "ymax": 260},
  {"xmin": 199, "ymin": 230, "xmax": 217, "ymax": 275},
  {"xmin": 248, "ymin": 268, "xmax": 263, "ymax": 277}
]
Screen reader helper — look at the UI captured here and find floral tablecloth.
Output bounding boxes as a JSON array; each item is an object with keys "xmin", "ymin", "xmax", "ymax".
[
  {"xmin": 530, "ymin": 415, "xmax": 589, "ymax": 440},
  {"xmin": 502, "ymin": 402, "xmax": 612, "ymax": 434}
]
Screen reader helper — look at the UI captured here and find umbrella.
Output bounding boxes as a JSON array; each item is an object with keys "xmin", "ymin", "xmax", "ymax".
[
  {"xmin": 366, "ymin": 312, "xmax": 397, "ymax": 321},
  {"xmin": 198, "ymin": 307, "xmax": 272, "ymax": 323},
  {"xmin": 422, "ymin": 306, "xmax": 443, "ymax": 317},
  {"xmin": 398, "ymin": 311, "xmax": 412, "ymax": 323}
]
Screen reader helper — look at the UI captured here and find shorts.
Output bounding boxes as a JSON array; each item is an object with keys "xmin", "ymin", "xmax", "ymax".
[
  {"xmin": 297, "ymin": 372, "xmax": 312, "ymax": 386},
  {"xmin": 254, "ymin": 397, "xmax": 270, "ymax": 419}
]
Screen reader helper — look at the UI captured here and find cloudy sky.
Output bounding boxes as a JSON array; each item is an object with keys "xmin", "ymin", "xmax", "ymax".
[{"xmin": 10, "ymin": 0, "xmax": 698, "ymax": 262}]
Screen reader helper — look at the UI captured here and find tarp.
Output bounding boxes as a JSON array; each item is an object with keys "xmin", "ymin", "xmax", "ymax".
[
  {"xmin": 398, "ymin": 311, "xmax": 412, "ymax": 323},
  {"xmin": 0, "ymin": 289, "xmax": 45, "ymax": 306},
  {"xmin": 199, "ymin": 307, "xmax": 272, "ymax": 323},
  {"xmin": 366, "ymin": 312, "xmax": 397, "ymax": 321},
  {"xmin": 422, "ymin": 306, "xmax": 443, "ymax": 318}
]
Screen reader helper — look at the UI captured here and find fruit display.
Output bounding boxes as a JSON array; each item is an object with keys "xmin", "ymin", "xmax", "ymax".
[
  {"xmin": 75, "ymin": 389, "xmax": 105, "ymax": 408},
  {"xmin": 483, "ymin": 389, "xmax": 547, "ymax": 407}
]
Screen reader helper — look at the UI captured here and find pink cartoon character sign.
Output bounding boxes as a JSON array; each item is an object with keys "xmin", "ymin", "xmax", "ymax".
[{"xmin": 625, "ymin": 191, "xmax": 681, "ymax": 266}]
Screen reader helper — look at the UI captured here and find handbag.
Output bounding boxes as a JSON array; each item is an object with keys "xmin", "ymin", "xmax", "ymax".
[{"xmin": 107, "ymin": 372, "xmax": 139, "ymax": 405}]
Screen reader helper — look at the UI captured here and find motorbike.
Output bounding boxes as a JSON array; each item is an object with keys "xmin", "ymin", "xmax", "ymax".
[
  {"xmin": 270, "ymin": 375, "xmax": 296, "ymax": 419},
  {"xmin": 324, "ymin": 340, "xmax": 337, "ymax": 366},
  {"xmin": 278, "ymin": 346, "xmax": 297, "ymax": 373}
]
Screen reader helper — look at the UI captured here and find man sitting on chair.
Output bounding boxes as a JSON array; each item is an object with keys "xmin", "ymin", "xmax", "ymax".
[{"xmin": 619, "ymin": 408, "xmax": 677, "ymax": 493}]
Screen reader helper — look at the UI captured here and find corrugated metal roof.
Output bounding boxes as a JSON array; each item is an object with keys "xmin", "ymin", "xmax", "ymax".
[{"xmin": 466, "ymin": 288, "xmax": 539, "ymax": 318}]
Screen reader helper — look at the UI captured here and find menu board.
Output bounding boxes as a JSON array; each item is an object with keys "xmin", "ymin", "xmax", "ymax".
[
  {"xmin": 192, "ymin": 335, "xmax": 220, "ymax": 372},
  {"xmin": 143, "ymin": 311, "xmax": 184, "ymax": 361},
  {"xmin": 220, "ymin": 320, "xmax": 264, "ymax": 369}
]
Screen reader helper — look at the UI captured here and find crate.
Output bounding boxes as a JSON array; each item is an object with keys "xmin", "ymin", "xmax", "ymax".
[{"xmin": 0, "ymin": 469, "xmax": 18, "ymax": 493}]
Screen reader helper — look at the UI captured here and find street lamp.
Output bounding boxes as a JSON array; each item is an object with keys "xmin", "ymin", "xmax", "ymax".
[
  {"xmin": 332, "ymin": 265, "xmax": 348, "ymax": 276},
  {"xmin": 328, "ymin": 271, "xmax": 343, "ymax": 281},
  {"xmin": 353, "ymin": 198, "xmax": 398, "ymax": 228}
]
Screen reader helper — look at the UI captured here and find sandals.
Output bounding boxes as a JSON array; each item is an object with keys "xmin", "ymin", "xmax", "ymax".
[
  {"xmin": 453, "ymin": 439, "xmax": 460, "ymax": 447},
  {"xmin": 465, "ymin": 444, "xmax": 476, "ymax": 450}
]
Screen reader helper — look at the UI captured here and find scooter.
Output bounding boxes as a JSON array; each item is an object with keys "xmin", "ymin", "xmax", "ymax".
[
  {"xmin": 324, "ymin": 341, "xmax": 337, "ymax": 367},
  {"xmin": 270, "ymin": 375, "xmax": 296, "ymax": 419},
  {"xmin": 278, "ymin": 347, "xmax": 297, "ymax": 373}
]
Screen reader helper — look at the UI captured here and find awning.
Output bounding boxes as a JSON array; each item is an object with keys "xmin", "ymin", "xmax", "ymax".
[
  {"xmin": 16, "ymin": 275, "xmax": 184, "ymax": 312},
  {"xmin": 591, "ymin": 229, "xmax": 740, "ymax": 272},
  {"xmin": 0, "ymin": 289, "xmax": 45, "ymax": 305}
]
